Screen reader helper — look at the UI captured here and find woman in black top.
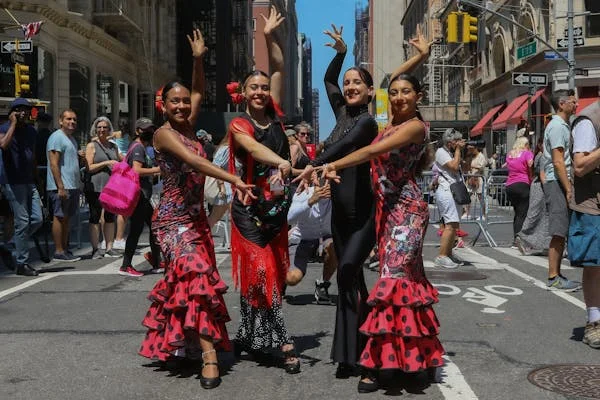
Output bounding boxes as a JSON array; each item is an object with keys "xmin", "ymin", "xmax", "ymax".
[{"xmin": 296, "ymin": 24, "xmax": 431, "ymax": 377}]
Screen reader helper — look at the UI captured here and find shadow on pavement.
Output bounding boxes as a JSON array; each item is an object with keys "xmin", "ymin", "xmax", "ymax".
[{"xmin": 570, "ymin": 326, "xmax": 585, "ymax": 342}]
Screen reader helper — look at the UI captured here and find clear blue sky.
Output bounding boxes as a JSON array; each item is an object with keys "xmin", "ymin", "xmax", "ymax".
[{"xmin": 296, "ymin": 0, "xmax": 365, "ymax": 141}]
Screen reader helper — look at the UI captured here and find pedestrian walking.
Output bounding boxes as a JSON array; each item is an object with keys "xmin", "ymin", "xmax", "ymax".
[
  {"xmin": 226, "ymin": 6, "xmax": 298, "ymax": 374},
  {"xmin": 0, "ymin": 98, "xmax": 44, "ymax": 276},
  {"xmin": 542, "ymin": 89, "xmax": 580, "ymax": 291},
  {"xmin": 433, "ymin": 129, "xmax": 466, "ymax": 268},
  {"xmin": 46, "ymin": 109, "xmax": 82, "ymax": 262},
  {"xmin": 138, "ymin": 29, "xmax": 253, "ymax": 390},
  {"xmin": 505, "ymin": 137, "xmax": 534, "ymax": 247},
  {"xmin": 321, "ymin": 72, "xmax": 444, "ymax": 393},
  {"xmin": 84, "ymin": 116, "xmax": 121, "ymax": 258},
  {"xmin": 295, "ymin": 23, "xmax": 431, "ymax": 379},
  {"xmin": 118, "ymin": 118, "xmax": 162, "ymax": 277},
  {"xmin": 516, "ymin": 137, "xmax": 552, "ymax": 254},
  {"xmin": 568, "ymin": 99, "xmax": 600, "ymax": 348}
]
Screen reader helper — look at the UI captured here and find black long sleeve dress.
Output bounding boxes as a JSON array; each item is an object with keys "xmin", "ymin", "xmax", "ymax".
[{"xmin": 310, "ymin": 51, "xmax": 378, "ymax": 367}]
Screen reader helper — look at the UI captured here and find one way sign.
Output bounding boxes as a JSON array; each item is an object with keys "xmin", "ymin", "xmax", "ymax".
[
  {"xmin": 557, "ymin": 37, "xmax": 585, "ymax": 48},
  {"xmin": 1, "ymin": 40, "xmax": 33, "ymax": 53},
  {"xmin": 512, "ymin": 72, "xmax": 548, "ymax": 86}
]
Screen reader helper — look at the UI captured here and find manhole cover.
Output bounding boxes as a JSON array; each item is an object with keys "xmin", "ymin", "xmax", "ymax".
[
  {"xmin": 528, "ymin": 364, "xmax": 600, "ymax": 399},
  {"xmin": 426, "ymin": 270, "xmax": 487, "ymax": 281}
]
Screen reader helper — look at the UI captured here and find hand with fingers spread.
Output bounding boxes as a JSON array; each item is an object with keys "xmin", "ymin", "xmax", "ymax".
[
  {"xmin": 321, "ymin": 164, "xmax": 340, "ymax": 184},
  {"xmin": 262, "ymin": 5, "xmax": 285, "ymax": 36},
  {"xmin": 324, "ymin": 24, "xmax": 346, "ymax": 53},
  {"xmin": 409, "ymin": 24, "xmax": 433, "ymax": 56},
  {"xmin": 187, "ymin": 28, "xmax": 207, "ymax": 58},
  {"xmin": 233, "ymin": 179, "xmax": 256, "ymax": 205}
]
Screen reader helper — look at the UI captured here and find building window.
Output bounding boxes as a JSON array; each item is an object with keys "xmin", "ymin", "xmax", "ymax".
[
  {"xmin": 252, "ymin": 18, "xmax": 256, "ymax": 31},
  {"xmin": 36, "ymin": 48, "xmax": 54, "ymax": 114},
  {"xmin": 585, "ymin": 0, "xmax": 600, "ymax": 37},
  {"xmin": 96, "ymin": 74, "xmax": 114, "ymax": 121},
  {"xmin": 69, "ymin": 62, "xmax": 90, "ymax": 146}
]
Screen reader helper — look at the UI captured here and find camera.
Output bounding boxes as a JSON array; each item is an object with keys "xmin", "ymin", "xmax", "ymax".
[{"xmin": 465, "ymin": 139, "xmax": 486, "ymax": 148}]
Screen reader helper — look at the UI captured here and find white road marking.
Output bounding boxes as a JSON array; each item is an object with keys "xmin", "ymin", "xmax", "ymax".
[
  {"xmin": 493, "ymin": 247, "xmax": 574, "ymax": 270},
  {"xmin": 0, "ymin": 274, "xmax": 56, "ymax": 300},
  {"xmin": 466, "ymin": 248, "xmax": 586, "ymax": 310},
  {"xmin": 438, "ymin": 355, "xmax": 478, "ymax": 399}
]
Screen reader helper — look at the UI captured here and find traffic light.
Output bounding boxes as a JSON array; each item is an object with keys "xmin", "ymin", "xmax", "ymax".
[
  {"xmin": 462, "ymin": 13, "xmax": 478, "ymax": 43},
  {"xmin": 447, "ymin": 12, "xmax": 459, "ymax": 43},
  {"xmin": 14, "ymin": 63, "xmax": 30, "ymax": 97}
]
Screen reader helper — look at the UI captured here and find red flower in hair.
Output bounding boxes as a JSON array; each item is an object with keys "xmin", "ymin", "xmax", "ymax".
[
  {"xmin": 226, "ymin": 81, "xmax": 244, "ymax": 105},
  {"xmin": 155, "ymin": 86, "xmax": 164, "ymax": 114}
]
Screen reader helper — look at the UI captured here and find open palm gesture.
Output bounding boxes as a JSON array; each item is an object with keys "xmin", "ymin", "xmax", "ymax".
[
  {"xmin": 324, "ymin": 24, "xmax": 346, "ymax": 53},
  {"xmin": 187, "ymin": 28, "xmax": 207, "ymax": 58},
  {"xmin": 408, "ymin": 24, "xmax": 433, "ymax": 56},
  {"xmin": 262, "ymin": 5, "xmax": 285, "ymax": 36}
]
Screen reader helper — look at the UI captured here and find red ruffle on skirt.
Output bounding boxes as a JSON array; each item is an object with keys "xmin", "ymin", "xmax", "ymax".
[
  {"xmin": 230, "ymin": 222, "xmax": 288, "ymax": 308},
  {"xmin": 359, "ymin": 277, "xmax": 445, "ymax": 371},
  {"xmin": 139, "ymin": 251, "xmax": 231, "ymax": 361}
]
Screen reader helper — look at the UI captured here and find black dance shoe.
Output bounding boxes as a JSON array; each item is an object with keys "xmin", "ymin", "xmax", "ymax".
[
  {"xmin": 200, "ymin": 361, "xmax": 221, "ymax": 389},
  {"xmin": 282, "ymin": 343, "xmax": 301, "ymax": 374},
  {"xmin": 357, "ymin": 370, "xmax": 379, "ymax": 393},
  {"xmin": 16, "ymin": 264, "xmax": 39, "ymax": 276}
]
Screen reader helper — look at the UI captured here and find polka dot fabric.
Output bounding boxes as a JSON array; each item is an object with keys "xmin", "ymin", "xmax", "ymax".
[
  {"xmin": 361, "ymin": 122, "xmax": 445, "ymax": 371},
  {"xmin": 138, "ymin": 130, "xmax": 231, "ymax": 361}
]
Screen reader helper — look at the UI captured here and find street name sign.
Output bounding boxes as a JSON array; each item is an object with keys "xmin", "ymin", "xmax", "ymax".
[
  {"xmin": 544, "ymin": 51, "xmax": 568, "ymax": 60},
  {"xmin": 564, "ymin": 26, "xmax": 583, "ymax": 37},
  {"xmin": 574, "ymin": 68, "xmax": 589, "ymax": 76},
  {"xmin": 557, "ymin": 37, "xmax": 585, "ymax": 48},
  {"xmin": 1, "ymin": 40, "xmax": 33, "ymax": 53},
  {"xmin": 517, "ymin": 41, "xmax": 537, "ymax": 60},
  {"xmin": 10, "ymin": 52, "xmax": 24, "ymax": 64},
  {"xmin": 512, "ymin": 72, "xmax": 548, "ymax": 86}
]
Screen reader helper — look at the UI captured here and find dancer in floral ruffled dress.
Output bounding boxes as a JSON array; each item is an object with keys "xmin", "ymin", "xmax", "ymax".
[
  {"xmin": 138, "ymin": 29, "xmax": 253, "ymax": 390},
  {"xmin": 321, "ymin": 72, "xmax": 444, "ymax": 393}
]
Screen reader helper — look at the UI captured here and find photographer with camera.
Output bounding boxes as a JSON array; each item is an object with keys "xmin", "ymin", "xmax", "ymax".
[{"xmin": 433, "ymin": 128, "xmax": 466, "ymax": 268}]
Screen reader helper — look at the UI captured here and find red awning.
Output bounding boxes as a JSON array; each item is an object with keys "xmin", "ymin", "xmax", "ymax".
[
  {"xmin": 577, "ymin": 97, "xmax": 599, "ymax": 114},
  {"xmin": 506, "ymin": 88, "xmax": 546, "ymax": 125},
  {"xmin": 470, "ymin": 104, "xmax": 504, "ymax": 137},
  {"xmin": 491, "ymin": 94, "xmax": 529, "ymax": 130}
]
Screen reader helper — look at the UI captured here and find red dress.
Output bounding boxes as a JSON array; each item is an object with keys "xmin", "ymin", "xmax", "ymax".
[
  {"xmin": 359, "ymin": 121, "xmax": 445, "ymax": 371},
  {"xmin": 138, "ymin": 129, "xmax": 231, "ymax": 361}
]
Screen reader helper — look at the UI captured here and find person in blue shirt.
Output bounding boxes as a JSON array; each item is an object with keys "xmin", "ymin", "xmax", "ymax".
[{"xmin": 0, "ymin": 98, "xmax": 44, "ymax": 276}]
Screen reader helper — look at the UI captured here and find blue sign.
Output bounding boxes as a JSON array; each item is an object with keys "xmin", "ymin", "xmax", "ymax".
[{"xmin": 544, "ymin": 51, "xmax": 568, "ymax": 60}]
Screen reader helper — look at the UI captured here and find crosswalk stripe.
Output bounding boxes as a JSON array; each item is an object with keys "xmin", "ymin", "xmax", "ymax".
[
  {"xmin": 438, "ymin": 355, "xmax": 478, "ymax": 399},
  {"xmin": 493, "ymin": 247, "xmax": 574, "ymax": 270}
]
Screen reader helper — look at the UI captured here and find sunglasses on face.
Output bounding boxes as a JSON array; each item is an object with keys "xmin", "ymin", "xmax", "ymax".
[{"xmin": 297, "ymin": 132, "xmax": 308, "ymax": 137}]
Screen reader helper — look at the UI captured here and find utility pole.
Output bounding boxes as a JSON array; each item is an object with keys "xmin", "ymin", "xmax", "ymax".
[{"xmin": 567, "ymin": 0, "xmax": 576, "ymax": 90}]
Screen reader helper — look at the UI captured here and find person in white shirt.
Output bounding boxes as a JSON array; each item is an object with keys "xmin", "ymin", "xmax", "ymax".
[{"xmin": 286, "ymin": 181, "xmax": 337, "ymax": 304}]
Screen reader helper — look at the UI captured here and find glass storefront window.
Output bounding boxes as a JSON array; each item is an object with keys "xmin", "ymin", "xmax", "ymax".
[
  {"xmin": 96, "ymin": 74, "xmax": 113, "ymax": 121},
  {"xmin": 117, "ymin": 81, "xmax": 133, "ymax": 135},
  {"xmin": 69, "ymin": 62, "xmax": 90, "ymax": 146},
  {"xmin": 37, "ymin": 48, "xmax": 54, "ymax": 115}
]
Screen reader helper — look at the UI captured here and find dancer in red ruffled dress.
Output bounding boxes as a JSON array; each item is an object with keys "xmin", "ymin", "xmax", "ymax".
[
  {"xmin": 322, "ymin": 72, "xmax": 444, "ymax": 393},
  {"xmin": 138, "ymin": 29, "xmax": 253, "ymax": 390}
]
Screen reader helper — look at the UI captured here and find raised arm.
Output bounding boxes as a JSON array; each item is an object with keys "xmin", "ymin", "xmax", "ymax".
[
  {"xmin": 389, "ymin": 24, "xmax": 432, "ymax": 82},
  {"xmin": 262, "ymin": 6, "xmax": 286, "ymax": 106},
  {"xmin": 323, "ymin": 25, "xmax": 347, "ymax": 118},
  {"xmin": 0, "ymin": 112, "xmax": 18, "ymax": 149},
  {"xmin": 187, "ymin": 29, "xmax": 207, "ymax": 127}
]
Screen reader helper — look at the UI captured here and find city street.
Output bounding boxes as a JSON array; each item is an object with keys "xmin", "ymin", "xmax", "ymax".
[{"xmin": 1, "ymin": 224, "xmax": 597, "ymax": 400}]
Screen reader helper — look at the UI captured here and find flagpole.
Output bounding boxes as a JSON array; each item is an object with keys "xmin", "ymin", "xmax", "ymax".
[{"xmin": 3, "ymin": 8, "xmax": 21, "ymax": 25}]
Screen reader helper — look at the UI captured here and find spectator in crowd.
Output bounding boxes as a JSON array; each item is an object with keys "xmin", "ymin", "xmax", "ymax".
[
  {"xmin": 568, "ymin": 99, "xmax": 600, "ymax": 348},
  {"xmin": 0, "ymin": 98, "xmax": 43, "ymax": 276},
  {"xmin": 463, "ymin": 143, "xmax": 487, "ymax": 219},
  {"xmin": 488, "ymin": 152, "xmax": 498, "ymax": 171},
  {"xmin": 286, "ymin": 179, "xmax": 336, "ymax": 305},
  {"xmin": 516, "ymin": 136, "xmax": 551, "ymax": 255},
  {"xmin": 46, "ymin": 109, "xmax": 82, "ymax": 262},
  {"xmin": 118, "ymin": 118, "xmax": 162, "ymax": 277},
  {"xmin": 196, "ymin": 129, "xmax": 216, "ymax": 161},
  {"xmin": 542, "ymin": 89, "xmax": 580, "ymax": 291},
  {"xmin": 206, "ymin": 134, "xmax": 233, "ymax": 228},
  {"xmin": 111, "ymin": 117, "xmax": 131, "ymax": 252},
  {"xmin": 84, "ymin": 117, "xmax": 122, "ymax": 259},
  {"xmin": 505, "ymin": 137, "xmax": 534, "ymax": 248},
  {"xmin": 434, "ymin": 129, "xmax": 466, "ymax": 268},
  {"xmin": 290, "ymin": 122, "xmax": 311, "ymax": 170}
]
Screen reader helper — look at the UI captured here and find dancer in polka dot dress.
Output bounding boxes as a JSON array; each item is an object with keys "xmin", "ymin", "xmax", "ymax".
[
  {"xmin": 138, "ymin": 29, "xmax": 253, "ymax": 390},
  {"xmin": 322, "ymin": 72, "xmax": 444, "ymax": 393}
]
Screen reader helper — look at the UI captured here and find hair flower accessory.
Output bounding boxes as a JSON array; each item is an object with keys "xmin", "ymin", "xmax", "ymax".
[{"xmin": 226, "ymin": 81, "xmax": 244, "ymax": 105}]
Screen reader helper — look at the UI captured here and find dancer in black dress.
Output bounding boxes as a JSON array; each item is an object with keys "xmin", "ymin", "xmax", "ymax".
[{"xmin": 296, "ymin": 24, "xmax": 431, "ymax": 378}]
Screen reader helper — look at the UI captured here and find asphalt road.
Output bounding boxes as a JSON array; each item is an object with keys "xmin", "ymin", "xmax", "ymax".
[{"xmin": 0, "ymin": 224, "xmax": 597, "ymax": 400}]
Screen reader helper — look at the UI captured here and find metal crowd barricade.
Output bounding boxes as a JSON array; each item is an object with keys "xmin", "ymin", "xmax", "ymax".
[{"xmin": 418, "ymin": 170, "xmax": 515, "ymax": 248}]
